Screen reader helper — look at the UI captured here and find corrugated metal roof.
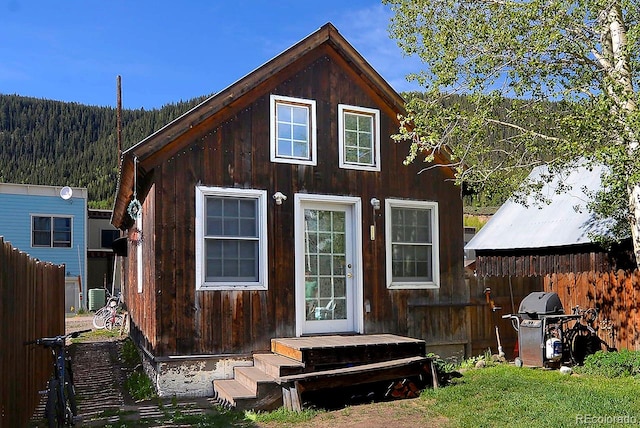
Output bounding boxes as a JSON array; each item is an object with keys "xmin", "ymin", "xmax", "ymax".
[{"xmin": 465, "ymin": 164, "xmax": 613, "ymax": 251}]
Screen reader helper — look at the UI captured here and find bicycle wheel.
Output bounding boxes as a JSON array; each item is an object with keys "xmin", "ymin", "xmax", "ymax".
[
  {"xmin": 105, "ymin": 313, "xmax": 124, "ymax": 330},
  {"xmin": 92, "ymin": 306, "xmax": 109, "ymax": 329},
  {"xmin": 44, "ymin": 378, "xmax": 60, "ymax": 428}
]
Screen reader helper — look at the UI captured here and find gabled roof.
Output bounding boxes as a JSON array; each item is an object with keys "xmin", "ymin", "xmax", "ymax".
[
  {"xmin": 465, "ymin": 164, "xmax": 613, "ymax": 251},
  {"xmin": 112, "ymin": 22, "xmax": 412, "ymax": 227},
  {"xmin": 111, "ymin": 22, "xmax": 456, "ymax": 228}
]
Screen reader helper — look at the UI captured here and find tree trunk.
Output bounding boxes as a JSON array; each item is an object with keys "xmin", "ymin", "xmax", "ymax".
[{"xmin": 606, "ymin": 4, "xmax": 640, "ymax": 268}]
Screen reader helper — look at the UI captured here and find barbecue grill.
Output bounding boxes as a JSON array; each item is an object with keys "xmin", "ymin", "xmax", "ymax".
[{"xmin": 503, "ymin": 292, "xmax": 571, "ymax": 367}]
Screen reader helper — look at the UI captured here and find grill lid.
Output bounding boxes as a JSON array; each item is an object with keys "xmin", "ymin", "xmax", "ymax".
[{"xmin": 518, "ymin": 292, "xmax": 564, "ymax": 319}]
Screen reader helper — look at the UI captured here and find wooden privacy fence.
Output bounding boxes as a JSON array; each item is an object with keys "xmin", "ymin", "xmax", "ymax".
[
  {"xmin": 546, "ymin": 270, "xmax": 640, "ymax": 351},
  {"xmin": 0, "ymin": 236, "xmax": 65, "ymax": 428},
  {"xmin": 467, "ymin": 273, "xmax": 543, "ymax": 359}
]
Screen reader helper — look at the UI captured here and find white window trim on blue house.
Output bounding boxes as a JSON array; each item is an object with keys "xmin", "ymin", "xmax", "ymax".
[
  {"xmin": 31, "ymin": 214, "xmax": 74, "ymax": 248},
  {"xmin": 195, "ymin": 186, "xmax": 268, "ymax": 291}
]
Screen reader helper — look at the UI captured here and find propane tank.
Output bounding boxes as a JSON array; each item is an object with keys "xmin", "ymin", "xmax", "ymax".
[{"xmin": 545, "ymin": 337, "xmax": 562, "ymax": 361}]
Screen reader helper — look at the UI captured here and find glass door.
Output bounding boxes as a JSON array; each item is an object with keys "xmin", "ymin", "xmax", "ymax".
[{"xmin": 297, "ymin": 198, "xmax": 357, "ymax": 334}]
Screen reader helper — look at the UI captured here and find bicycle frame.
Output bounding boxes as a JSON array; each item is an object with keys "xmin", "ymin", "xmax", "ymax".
[{"xmin": 25, "ymin": 329, "xmax": 90, "ymax": 426}]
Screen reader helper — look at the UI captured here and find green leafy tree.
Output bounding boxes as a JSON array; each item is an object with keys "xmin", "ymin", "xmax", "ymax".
[{"xmin": 384, "ymin": 1, "xmax": 639, "ymax": 263}]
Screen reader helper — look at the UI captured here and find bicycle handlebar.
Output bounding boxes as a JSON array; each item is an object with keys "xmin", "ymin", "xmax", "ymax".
[{"xmin": 24, "ymin": 329, "xmax": 92, "ymax": 347}]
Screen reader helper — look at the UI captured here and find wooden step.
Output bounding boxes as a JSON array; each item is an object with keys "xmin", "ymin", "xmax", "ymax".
[
  {"xmin": 253, "ymin": 353, "xmax": 305, "ymax": 377},
  {"xmin": 234, "ymin": 366, "xmax": 275, "ymax": 393},
  {"xmin": 214, "ymin": 366, "xmax": 284, "ymax": 411},
  {"xmin": 213, "ymin": 379, "xmax": 254, "ymax": 407},
  {"xmin": 271, "ymin": 334, "xmax": 426, "ymax": 371}
]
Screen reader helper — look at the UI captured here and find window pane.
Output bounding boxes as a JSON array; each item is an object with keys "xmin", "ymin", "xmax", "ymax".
[
  {"xmin": 359, "ymin": 132, "xmax": 372, "ymax": 148},
  {"xmin": 358, "ymin": 115, "xmax": 372, "ymax": 133},
  {"xmin": 223, "ymin": 199, "xmax": 239, "ymax": 217},
  {"xmin": 53, "ymin": 217, "xmax": 71, "ymax": 232},
  {"xmin": 53, "ymin": 231, "xmax": 71, "ymax": 247},
  {"xmin": 278, "ymin": 122, "xmax": 291, "ymax": 139},
  {"xmin": 293, "ymin": 124, "xmax": 307, "ymax": 141},
  {"xmin": 345, "ymin": 147, "xmax": 358, "ymax": 163},
  {"xmin": 292, "ymin": 106, "xmax": 308, "ymax": 124},
  {"xmin": 277, "ymin": 104, "xmax": 292, "ymax": 122},
  {"xmin": 278, "ymin": 139, "xmax": 292, "ymax": 157},
  {"xmin": 205, "ymin": 239, "xmax": 258, "ymax": 282},
  {"xmin": 223, "ymin": 218, "xmax": 239, "ymax": 236},
  {"xmin": 344, "ymin": 113, "xmax": 358, "ymax": 130},
  {"xmin": 33, "ymin": 216, "xmax": 50, "ymax": 232},
  {"xmin": 33, "ymin": 231, "xmax": 51, "ymax": 246},
  {"xmin": 359, "ymin": 149, "xmax": 372, "ymax": 164},
  {"xmin": 345, "ymin": 130, "xmax": 358, "ymax": 147},
  {"xmin": 293, "ymin": 141, "xmax": 308, "ymax": 158}
]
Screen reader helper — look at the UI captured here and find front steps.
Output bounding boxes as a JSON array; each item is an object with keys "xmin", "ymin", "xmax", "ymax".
[{"xmin": 213, "ymin": 334, "xmax": 432, "ymax": 411}]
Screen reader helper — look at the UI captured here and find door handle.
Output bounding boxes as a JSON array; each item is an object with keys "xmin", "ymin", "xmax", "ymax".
[{"xmin": 346, "ymin": 273, "xmax": 353, "ymax": 278}]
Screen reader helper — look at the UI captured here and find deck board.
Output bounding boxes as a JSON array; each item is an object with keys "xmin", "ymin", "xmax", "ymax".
[{"xmin": 272, "ymin": 334, "xmax": 424, "ymax": 351}]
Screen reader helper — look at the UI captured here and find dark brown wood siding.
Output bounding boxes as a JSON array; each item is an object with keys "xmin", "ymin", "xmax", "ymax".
[
  {"xmin": 123, "ymin": 184, "xmax": 157, "ymax": 352},
  {"xmin": 125, "ymin": 51, "xmax": 465, "ymax": 357}
]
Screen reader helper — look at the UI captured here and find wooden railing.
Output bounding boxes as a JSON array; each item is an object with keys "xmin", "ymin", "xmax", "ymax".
[{"xmin": 0, "ymin": 236, "xmax": 65, "ymax": 428}]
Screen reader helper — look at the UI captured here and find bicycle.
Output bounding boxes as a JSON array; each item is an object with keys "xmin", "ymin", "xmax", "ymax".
[
  {"xmin": 92, "ymin": 290, "xmax": 124, "ymax": 330},
  {"xmin": 25, "ymin": 329, "xmax": 91, "ymax": 427},
  {"xmin": 563, "ymin": 306, "xmax": 616, "ymax": 364}
]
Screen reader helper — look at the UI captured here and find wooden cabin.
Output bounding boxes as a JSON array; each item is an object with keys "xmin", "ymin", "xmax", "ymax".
[
  {"xmin": 466, "ymin": 164, "xmax": 639, "ymax": 354},
  {"xmin": 111, "ymin": 23, "xmax": 467, "ymax": 400}
]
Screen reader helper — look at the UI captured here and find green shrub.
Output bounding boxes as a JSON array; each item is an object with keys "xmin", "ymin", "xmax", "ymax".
[
  {"xmin": 575, "ymin": 349, "xmax": 640, "ymax": 378},
  {"xmin": 121, "ymin": 338, "xmax": 141, "ymax": 367},
  {"xmin": 125, "ymin": 370, "xmax": 157, "ymax": 401}
]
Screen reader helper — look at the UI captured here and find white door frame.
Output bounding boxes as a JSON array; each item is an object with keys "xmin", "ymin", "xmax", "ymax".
[{"xmin": 294, "ymin": 194, "xmax": 364, "ymax": 336}]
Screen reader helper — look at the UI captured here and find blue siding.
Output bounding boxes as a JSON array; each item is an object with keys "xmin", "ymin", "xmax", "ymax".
[{"xmin": 0, "ymin": 193, "xmax": 86, "ymax": 287}]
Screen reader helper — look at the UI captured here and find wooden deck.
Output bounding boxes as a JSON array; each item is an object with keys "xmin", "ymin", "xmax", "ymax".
[{"xmin": 213, "ymin": 334, "xmax": 434, "ymax": 412}]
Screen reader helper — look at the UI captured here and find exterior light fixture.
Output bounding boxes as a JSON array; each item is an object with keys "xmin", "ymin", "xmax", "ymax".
[{"xmin": 273, "ymin": 192, "xmax": 287, "ymax": 205}]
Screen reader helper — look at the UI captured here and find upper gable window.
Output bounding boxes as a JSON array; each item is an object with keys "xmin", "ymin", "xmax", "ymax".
[
  {"xmin": 338, "ymin": 104, "xmax": 380, "ymax": 171},
  {"xmin": 270, "ymin": 95, "xmax": 317, "ymax": 166}
]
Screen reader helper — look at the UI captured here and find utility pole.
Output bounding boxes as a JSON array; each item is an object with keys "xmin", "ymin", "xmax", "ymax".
[{"xmin": 116, "ymin": 75, "xmax": 122, "ymax": 166}]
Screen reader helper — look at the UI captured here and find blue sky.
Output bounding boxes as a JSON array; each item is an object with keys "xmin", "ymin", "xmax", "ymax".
[{"xmin": 0, "ymin": 1, "xmax": 422, "ymax": 109}]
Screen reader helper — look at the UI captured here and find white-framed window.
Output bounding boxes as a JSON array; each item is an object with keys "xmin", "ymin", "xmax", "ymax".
[
  {"xmin": 195, "ymin": 186, "xmax": 268, "ymax": 290},
  {"xmin": 270, "ymin": 94, "xmax": 317, "ymax": 165},
  {"xmin": 338, "ymin": 104, "xmax": 380, "ymax": 171},
  {"xmin": 31, "ymin": 215, "xmax": 72, "ymax": 248},
  {"xmin": 385, "ymin": 199, "xmax": 439, "ymax": 289}
]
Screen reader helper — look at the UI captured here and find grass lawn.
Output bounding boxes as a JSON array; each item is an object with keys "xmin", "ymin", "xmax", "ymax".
[
  {"xmin": 251, "ymin": 364, "xmax": 640, "ymax": 428},
  {"xmin": 415, "ymin": 364, "xmax": 640, "ymax": 428}
]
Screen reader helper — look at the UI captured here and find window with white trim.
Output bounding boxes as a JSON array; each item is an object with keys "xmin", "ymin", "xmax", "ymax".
[
  {"xmin": 385, "ymin": 199, "xmax": 439, "ymax": 289},
  {"xmin": 270, "ymin": 95, "xmax": 317, "ymax": 165},
  {"xmin": 32, "ymin": 215, "xmax": 72, "ymax": 248},
  {"xmin": 195, "ymin": 186, "xmax": 268, "ymax": 290},
  {"xmin": 338, "ymin": 104, "xmax": 380, "ymax": 171}
]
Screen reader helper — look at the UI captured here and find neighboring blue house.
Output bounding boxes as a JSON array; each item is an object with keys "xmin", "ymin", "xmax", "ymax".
[{"xmin": 0, "ymin": 183, "xmax": 87, "ymax": 312}]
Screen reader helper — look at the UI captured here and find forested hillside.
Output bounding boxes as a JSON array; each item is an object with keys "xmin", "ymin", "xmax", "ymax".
[
  {"xmin": 0, "ymin": 92, "xmax": 556, "ymax": 209},
  {"xmin": 0, "ymin": 94, "xmax": 208, "ymax": 207}
]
